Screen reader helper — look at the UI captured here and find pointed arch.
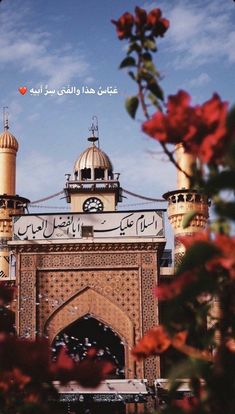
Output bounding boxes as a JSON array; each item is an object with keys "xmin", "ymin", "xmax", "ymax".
[{"xmin": 44, "ymin": 287, "xmax": 135, "ymax": 378}]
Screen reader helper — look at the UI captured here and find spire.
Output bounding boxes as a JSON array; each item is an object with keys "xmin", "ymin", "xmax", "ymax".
[
  {"xmin": 3, "ymin": 107, "xmax": 9, "ymax": 131},
  {"xmin": 88, "ymin": 115, "xmax": 99, "ymax": 146}
]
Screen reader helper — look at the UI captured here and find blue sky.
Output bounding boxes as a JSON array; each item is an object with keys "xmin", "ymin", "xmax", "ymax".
[{"xmin": 0, "ymin": 0, "xmax": 235, "ymax": 245}]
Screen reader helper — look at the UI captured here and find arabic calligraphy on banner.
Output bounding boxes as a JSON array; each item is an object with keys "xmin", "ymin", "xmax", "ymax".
[
  {"xmin": 29, "ymin": 85, "xmax": 119, "ymax": 97},
  {"xmin": 13, "ymin": 211, "xmax": 164, "ymax": 241}
]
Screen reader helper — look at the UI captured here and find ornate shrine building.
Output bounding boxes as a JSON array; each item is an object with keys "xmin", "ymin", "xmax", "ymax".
[{"xmin": 0, "ymin": 117, "xmax": 209, "ymax": 413}]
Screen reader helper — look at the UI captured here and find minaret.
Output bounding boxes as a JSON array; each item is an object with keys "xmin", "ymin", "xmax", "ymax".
[
  {"xmin": 163, "ymin": 144, "xmax": 209, "ymax": 267},
  {"xmin": 64, "ymin": 117, "xmax": 122, "ymax": 213},
  {"xmin": 0, "ymin": 109, "xmax": 29, "ymax": 280}
]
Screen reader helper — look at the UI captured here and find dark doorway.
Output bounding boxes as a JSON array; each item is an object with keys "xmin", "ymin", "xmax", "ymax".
[{"xmin": 52, "ymin": 314, "xmax": 125, "ymax": 378}]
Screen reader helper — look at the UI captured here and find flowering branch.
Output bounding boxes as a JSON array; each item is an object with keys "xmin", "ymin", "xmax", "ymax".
[{"xmin": 113, "ymin": 5, "xmax": 235, "ymax": 414}]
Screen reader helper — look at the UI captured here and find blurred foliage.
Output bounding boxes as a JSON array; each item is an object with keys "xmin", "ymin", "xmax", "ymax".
[{"xmin": 113, "ymin": 5, "xmax": 235, "ymax": 414}]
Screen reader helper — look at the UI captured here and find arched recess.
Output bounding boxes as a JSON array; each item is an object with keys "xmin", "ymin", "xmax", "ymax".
[
  {"xmin": 44, "ymin": 287, "xmax": 135, "ymax": 378},
  {"xmin": 52, "ymin": 315, "xmax": 125, "ymax": 378}
]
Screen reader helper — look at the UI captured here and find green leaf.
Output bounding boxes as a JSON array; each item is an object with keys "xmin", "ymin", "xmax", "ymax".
[
  {"xmin": 119, "ymin": 56, "xmax": 136, "ymax": 69},
  {"xmin": 148, "ymin": 80, "xmax": 164, "ymax": 101},
  {"xmin": 182, "ymin": 211, "xmax": 199, "ymax": 229},
  {"xmin": 210, "ymin": 220, "xmax": 230, "ymax": 235},
  {"xmin": 143, "ymin": 60, "xmax": 157, "ymax": 74},
  {"xmin": 139, "ymin": 69, "xmax": 153, "ymax": 82},
  {"xmin": 143, "ymin": 38, "xmax": 157, "ymax": 51},
  {"xmin": 127, "ymin": 42, "xmax": 141, "ymax": 54},
  {"xmin": 128, "ymin": 71, "xmax": 136, "ymax": 81},
  {"xmin": 125, "ymin": 96, "xmax": 139, "ymax": 119},
  {"xmin": 148, "ymin": 92, "xmax": 159, "ymax": 107},
  {"xmin": 142, "ymin": 52, "xmax": 152, "ymax": 61}
]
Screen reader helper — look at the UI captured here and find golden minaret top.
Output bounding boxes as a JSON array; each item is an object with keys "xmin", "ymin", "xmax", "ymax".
[
  {"xmin": 0, "ymin": 108, "xmax": 19, "ymax": 195},
  {"xmin": 0, "ymin": 130, "xmax": 19, "ymax": 152},
  {"xmin": 0, "ymin": 108, "xmax": 18, "ymax": 152}
]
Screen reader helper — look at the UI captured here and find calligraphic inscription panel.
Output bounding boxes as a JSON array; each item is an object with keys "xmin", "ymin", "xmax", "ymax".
[{"xmin": 13, "ymin": 210, "xmax": 164, "ymax": 240}]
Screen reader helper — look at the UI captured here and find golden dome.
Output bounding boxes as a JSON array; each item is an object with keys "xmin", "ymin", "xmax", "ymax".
[
  {"xmin": 74, "ymin": 144, "xmax": 113, "ymax": 173},
  {"xmin": 0, "ymin": 130, "xmax": 19, "ymax": 151}
]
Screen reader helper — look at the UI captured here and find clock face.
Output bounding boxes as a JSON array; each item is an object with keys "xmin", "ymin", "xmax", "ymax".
[{"xmin": 83, "ymin": 197, "xmax": 104, "ymax": 212}]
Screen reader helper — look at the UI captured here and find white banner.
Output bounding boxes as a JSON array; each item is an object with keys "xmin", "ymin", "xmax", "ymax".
[{"xmin": 13, "ymin": 210, "xmax": 164, "ymax": 241}]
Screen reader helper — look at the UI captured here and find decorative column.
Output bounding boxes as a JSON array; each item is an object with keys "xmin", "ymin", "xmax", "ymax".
[
  {"xmin": 0, "ymin": 115, "xmax": 29, "ymax": 281},
  {"xmin": 163, "ymin": 144, "xmax": 209, "ymax": 268}
]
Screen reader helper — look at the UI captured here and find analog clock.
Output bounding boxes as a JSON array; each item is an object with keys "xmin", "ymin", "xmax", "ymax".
[{"xmin": 83, "ymin": 197, "xmax": 104, "ymax": 212}]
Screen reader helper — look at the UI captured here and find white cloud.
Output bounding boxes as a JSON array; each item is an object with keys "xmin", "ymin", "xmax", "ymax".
[
  {"xmin": 0, "ymin": 2, "xmax": 89, "ymax": 87},
  {"xmin": 144, "ymin": 0, "xmax": 235, "ymax": 69},
  {"xmin": 226, "ymin": 32, "xmax": 235, "ymax": 63},
  {"xmin": 167, "ymin": 0, "xmax": 235, "ymax": 68},
  {"xmin": 26, "ymin": 113, "xmax": 40, "ymax": 123},
  {"xmin": 112, "ymin": 149, "xmax": 176, "ymax": 198},
  {"xmin": 17, "ymin": 151, "xmax": 70, "ymax": 202},
  {"xmin": 188, "ymin": 72, "xmax": 211, "ymax": 87}
]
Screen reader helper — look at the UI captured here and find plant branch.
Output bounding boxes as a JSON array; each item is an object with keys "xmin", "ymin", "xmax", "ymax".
[
  {"xmin": 137, "ymin": 54, "xmax": 150, "ymax": 120},
  {"xmin": 161, "ymin": 142, "xmax": 192, "ymax": 180}
]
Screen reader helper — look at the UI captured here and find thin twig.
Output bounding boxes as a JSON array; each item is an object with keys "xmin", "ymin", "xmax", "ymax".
[{"xmin": 161, "ymin": 142, "xmax": 191, "ymax": 180}]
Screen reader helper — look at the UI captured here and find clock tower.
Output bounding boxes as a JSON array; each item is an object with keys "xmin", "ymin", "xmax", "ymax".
[{"xmin": 64, "ymin": 119, "xmax": 122, "ymax": 212}]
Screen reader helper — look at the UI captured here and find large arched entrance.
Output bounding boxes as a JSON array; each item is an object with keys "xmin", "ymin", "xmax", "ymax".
[
  {"xmin": 52, "ymin": 314, "xmax": 125, "ymax": 378},
  {"xmin": 44, "ymin": 287, "xmax": 136, "ymax": 378}
]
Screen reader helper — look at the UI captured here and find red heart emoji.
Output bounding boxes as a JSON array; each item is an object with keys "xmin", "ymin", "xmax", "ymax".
[{"xmin": 18, "ymin": 87, "xmax": 27, "ymax": 95}]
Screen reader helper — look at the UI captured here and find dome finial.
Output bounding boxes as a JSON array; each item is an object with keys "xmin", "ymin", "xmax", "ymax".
[
  {"xmin": 88, "ymin": 115, "xmax": 99, "ymax": 147},
  {"xmin": 3, "ymin": 107, "xmax": 9, "ymax": 131}
]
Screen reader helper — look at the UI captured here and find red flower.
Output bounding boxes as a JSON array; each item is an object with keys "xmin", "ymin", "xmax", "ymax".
[
  {"xmin": 132, "ymin": 327, "xmax": 189, "ymax": 360},
  {"xmin": 186, "ymin": 94, "xmax": 229, "ymax": 164},
  {"xmin": 51, "ymin": 346, "xmax": 114, "ymax": 387},
  {"xmin": 112, "ymin": 7, "xmax": 169, "ymax": 39},
  {"xmin": 171, "ymin": 331, "xmax": 188, "ymax": 349},
  {"xmin": 0, "ymin": 337, "xmax": 50, "ymax": 379},
  {"xmin": 179, "ymin": 232, "xmax": 235, "ymax": 278},
  {"xmin": 74, "ymin": 359, "xmax": 114, "ymax": 388},
  {"xmin": 178, "ymin": 231, "xmax": 211, "ymax": 250},
  {"xmin": 206, "ymin": 234, "xmax": 235, "ymax": 278},
  {"xmin": 147, "ymin": 8, "xmax": 162, "ymax": 26},
  {"xmin": 132, "ymin": 326, "xmax": 171, "ymax": 360},
  {"xmin": 135, "ymin": 7, "xmax": 147, "ymax": 31},
  {"xmin": 0, "ymin": 368, "xmax": 31, "ymax": 393},
  {"xmin": 17, "ymin": 339, "xmax": 50, "ymax": 379},
  {"xmin": 142, "ymin": 91, "xmax": 229, "ymax": 165},
  {"xmin": 74, "ymin": 348, "xmax": 114, "ymax": 388},
  {"xmin": 50, "ymin": 346, "xmax": 74, "ymax": 384},
  {"xmin": 174, "ymin": 396, "xmax": 200, "ymax": 413},
  {"xmin": 142, "ymin": 90, "xmax": 197, "ymax": 144},
  {"xmin": 111, "ymin": 12, "xmax": 134, "ymax": 39},
  {"xmin": 155, "ymin": 271, "xmax": 197, "ymax": 301},
  {"xmin": 152, "ymin": 17, "xmax": 169, "ymax": 37}
]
